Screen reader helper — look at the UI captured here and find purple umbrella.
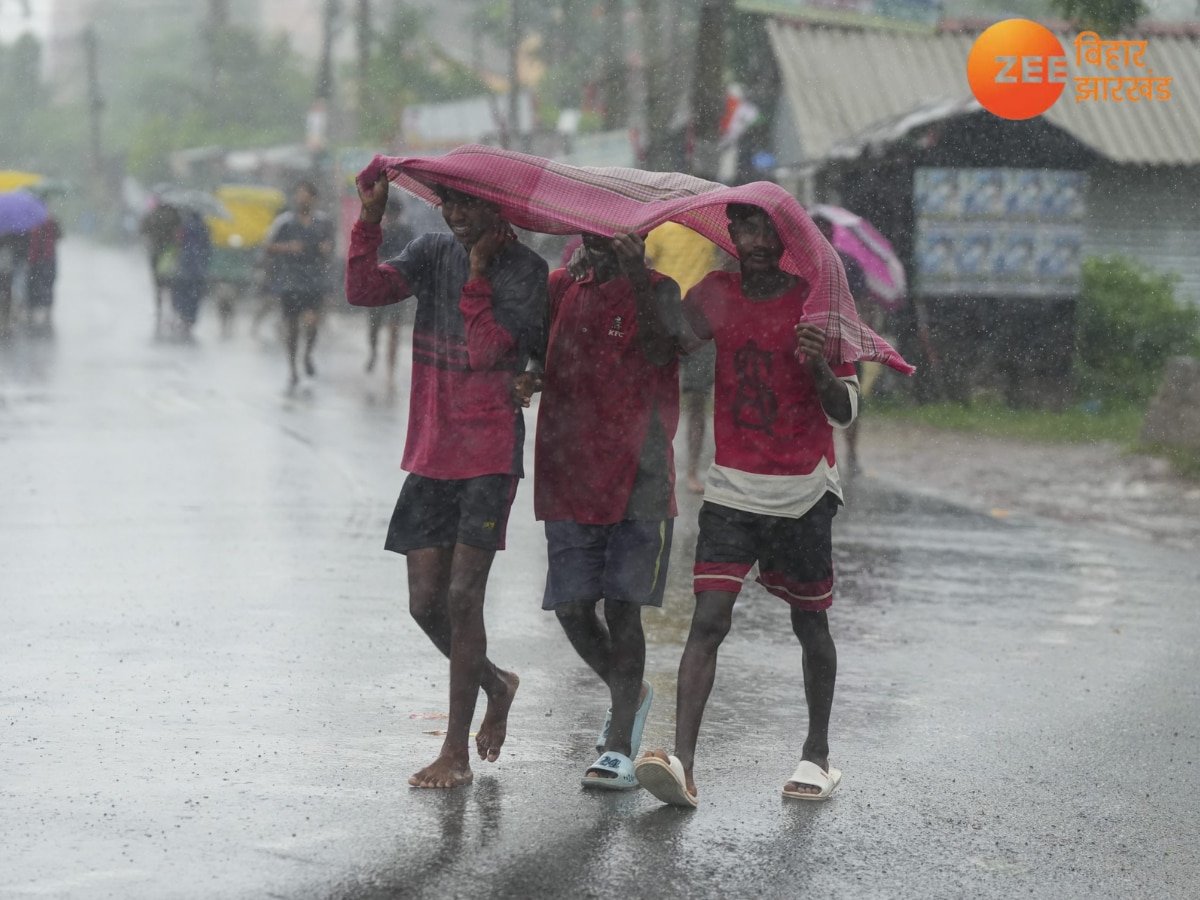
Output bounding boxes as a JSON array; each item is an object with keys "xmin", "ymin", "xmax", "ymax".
[{"xmin": 0, "ymin": 190, "xmax": 48, "ymax": 235}]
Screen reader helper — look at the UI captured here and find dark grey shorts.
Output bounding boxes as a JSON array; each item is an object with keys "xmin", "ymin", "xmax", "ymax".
[
  {"xmin": 542, "ymin": 519, "xmax": 674, "ymax": 610},
  {"xmin": 385, "ymin": 473, "xmax": 519, "ymax": 554}
]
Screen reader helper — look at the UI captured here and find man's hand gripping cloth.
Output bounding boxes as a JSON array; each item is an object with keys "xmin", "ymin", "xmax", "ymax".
[{"xmin": 357, "ymin": 145, "xmax": 913, "ymax": 374}]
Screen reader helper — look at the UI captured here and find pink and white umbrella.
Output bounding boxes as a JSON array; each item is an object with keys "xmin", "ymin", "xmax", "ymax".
[{"xmin": 809, "ymin": 204, "xmax": 907, "ymax": 312}]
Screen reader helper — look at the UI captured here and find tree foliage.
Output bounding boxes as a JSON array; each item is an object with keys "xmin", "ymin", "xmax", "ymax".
[
  {"xmin": 1047, "ymin": 0, "xmax": 1147, "ymax": 35},
  {"xmin": 123, "ymin": 27, "xmax": 311, "ymax": 182},
  {"xmin": 1077, "ymin": 256, "xmax": 1199, "ymax": 402},
  {"xmin": 356, "ymin": 6, "xmax": 489, "ymax": 146},
  {"xmin": 0, "ymin": 34, "xmax": 49, "ymax": 167}
]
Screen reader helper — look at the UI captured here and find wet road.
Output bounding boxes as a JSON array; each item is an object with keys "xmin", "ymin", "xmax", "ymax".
[{"xmin": 2, "ymin": 240, "xmax": 1199, "ymax": 900}]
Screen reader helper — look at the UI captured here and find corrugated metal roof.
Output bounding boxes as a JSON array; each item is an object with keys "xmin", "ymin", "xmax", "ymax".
[{"xmin": 767, "ymin": 19, "xmax": 1200, "ymax": 165}]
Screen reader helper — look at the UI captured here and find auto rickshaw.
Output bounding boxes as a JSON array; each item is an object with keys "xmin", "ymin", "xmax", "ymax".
[{"xmin": 205, "ymin": 184, "xmax": 285, "ymax": 335}]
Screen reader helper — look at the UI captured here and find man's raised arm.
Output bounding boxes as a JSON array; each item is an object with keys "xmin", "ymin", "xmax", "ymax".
[{"xmin": 345, "ymin": 175, "xmax": 411, "ymax": 308}]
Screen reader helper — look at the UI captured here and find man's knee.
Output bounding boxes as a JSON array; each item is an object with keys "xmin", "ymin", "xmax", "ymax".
[
  {"xmin": 603, "ymin": 600, "xmax": 644, "ymax": 640},
  {"xmin": 791, "ymin": 608, "xmax": 831, "ymax": 645},
  {"xmin": 408, "ymin": 587, "xmax": 439, "ymax": 626},
  {"xmin": 690, "ymin": 594, "xmax": 734, "ymax": 647},
  {"xmin": 446, "ymin": 583, "xmax": 485, "ymax": 623},
  {"xmin": 554, "ymin": 600, "xmax": 596, "ymax": 635}
]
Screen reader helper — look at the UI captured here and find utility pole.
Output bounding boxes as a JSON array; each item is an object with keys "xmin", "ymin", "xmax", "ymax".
[
  {"xmin": 506, "ymin": 0, "xmax": 521, "ymax": 150},
  {"xmin": 206, "ymin": 0, "xmax": 230, "ymax": 101},
  {"xmin": 82, "ymin": 25, "xmax": 103, "ymax": 175},
  {"xmin": 599, "ymin": 0, "xmax": 626, "ymax": 130},
  {"xmin": 356, "ymin": 0, "xmax": 370, "ymax": 141},
  {"xmin": 309, "ymin": 0, "xmax": 338, "ymax": 161},
  {"xmin": 691, "ymin": 0, "xmax": 729, "ymax": 179},
  {"xmin": 316, "ymin": 0, "xmax": 338, "ymax": 102}
]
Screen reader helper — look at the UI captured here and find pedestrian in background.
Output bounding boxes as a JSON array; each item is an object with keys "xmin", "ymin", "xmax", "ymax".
[
  {"xmin": 263, "ymin": 181, "xmax": 334, "ymax": 390},
  {"xmin": 0, "ymin": 233, "xmax": 26, "ymax": 337},
  {"xmin": 25, "ymin": 211, "xmax": 60, "ymax": 331},
  {"xmin": 364, "ymin": 196, "xmax": 415, "ymax": 384},
  {"xmin": 644, "ymin": 222, "xmax": 723, "ymax": 495},
  {"xmin": 346, "ymin": 172, "xmax": 547, "ymax": 790},
  {"xmin": 139, "ymin": 202, "xmax": 182, "ymax": 334},
  {"xmin": 171, "ymin": 210, "xmax": 212, "ymax": 341},
  {"xmin": 812, "ymin": 212, "xmax": 871, "ymax": 476}
]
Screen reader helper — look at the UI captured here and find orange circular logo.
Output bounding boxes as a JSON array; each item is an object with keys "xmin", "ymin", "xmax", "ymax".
[{"xmin": 967, "ymin": 19, "xmax": 1067, "ymax": 120}]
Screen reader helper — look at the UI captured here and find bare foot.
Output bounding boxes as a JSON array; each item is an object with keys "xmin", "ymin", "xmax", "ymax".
[
  {"xmin": 409, "ymin": 752, "xmax": 474, "ymax": 789},
  {"xmin": 475, "ymin": 669, "xmax": 519, "ymax": 763},
  {"xmin": 686, "ymin": 472, "xmax": 705, "ymax": 495}
]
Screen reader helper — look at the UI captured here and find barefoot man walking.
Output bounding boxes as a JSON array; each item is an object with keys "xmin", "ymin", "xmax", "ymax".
[{"xmin": 347, "ymin": 173, "xmax": 548, "ymax": 789}]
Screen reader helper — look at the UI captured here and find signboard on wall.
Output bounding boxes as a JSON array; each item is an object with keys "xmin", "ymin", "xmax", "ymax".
[{"xmin": 913, "ymin": 168, "xmax": 1087, "ymax": 299}]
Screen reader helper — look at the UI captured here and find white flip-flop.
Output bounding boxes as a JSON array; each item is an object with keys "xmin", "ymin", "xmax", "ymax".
[
  {"xmin": 782, "ymin": 759, "xmax": 843, "ymax": 801},
  {"xmin": 635, "ymin": 753, "xmax": 698, "ymax": 808}
]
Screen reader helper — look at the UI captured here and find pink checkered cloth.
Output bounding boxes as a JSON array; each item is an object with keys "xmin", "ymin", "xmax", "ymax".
[{"xmin": 358, "ymin": 145, "xmax": 913, "ymax": 374}]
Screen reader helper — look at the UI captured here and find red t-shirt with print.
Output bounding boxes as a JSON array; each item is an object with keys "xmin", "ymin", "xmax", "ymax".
[{"xmin": 682, "ymin": 270, "xmax": 854, "ymax": 477}]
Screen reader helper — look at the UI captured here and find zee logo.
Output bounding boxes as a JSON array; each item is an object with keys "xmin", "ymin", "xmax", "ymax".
[{"xmin": 994, "ymin": 55, "xmax": 1068, "ymax": 84}]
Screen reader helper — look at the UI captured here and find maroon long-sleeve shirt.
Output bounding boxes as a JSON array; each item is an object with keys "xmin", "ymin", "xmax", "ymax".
[{"xmin": 346, "ymin": 220, "xmax": 548, "ymax": 479}]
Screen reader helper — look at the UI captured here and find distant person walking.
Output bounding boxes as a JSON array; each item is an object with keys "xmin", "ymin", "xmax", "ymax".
[
  {"xmin": 263, "ymin": 181, "xmax": 334, "ymax": 389},
  {"xmin": 365, "ymin": 198, "xmax": 415, "ymax": 383},
  {"xmin": 645, "ymin": 222, "xmax": 722, "ymax": 495},
  {"xmin": 139, "ymin": 203, "xmax": 182, "ymax": 334},
  {"xmin": 171, "ymin": 211, "xmax": 212, "ymax": 340},
  {"xmin": 25, "ymin": 212, "xmax": 60, "ymax": 330},
  {"xmin": 812, "ymin": 212, "xmax": 872, "ymax": 476},
  {"xmin": 0, "ymin": 233, "xmax": 29, "ymax": 337}
]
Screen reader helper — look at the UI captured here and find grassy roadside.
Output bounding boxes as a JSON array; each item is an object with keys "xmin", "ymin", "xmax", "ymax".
[
  {"xmin": 869, "ymin": 400, "xmax": 1144, "ymax": 444},
  {"xmin": 869, "ymin": 400, "xmax": 1200, "ymax": 480}
]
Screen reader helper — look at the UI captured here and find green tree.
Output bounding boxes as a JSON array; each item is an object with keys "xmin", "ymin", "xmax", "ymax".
[
  {"xmin": 356, "ymin": 6, "xmax": 488, "ymax": 147},
  {"xmin": 0, "ymin": 33, "xmax": 48, "ymax": 167},
  {"xmin": 122, "ymin": 26, "xmax": 311, "ymax": 182},
  {"xmin": 1077, "ymin": 256, "xmax": 1199, "ymax": 403},
  {"xmin": 1047, "ymin": 0, "xmax": 1146, "ymax": 35}
]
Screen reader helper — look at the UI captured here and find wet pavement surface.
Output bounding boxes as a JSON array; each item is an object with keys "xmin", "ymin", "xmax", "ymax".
[{"xmin": 2, "ymin": 240, "xmax": 1199, "ymax": 899}]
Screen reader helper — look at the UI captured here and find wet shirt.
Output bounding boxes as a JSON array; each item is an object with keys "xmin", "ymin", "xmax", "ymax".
[
  {"xmin": 683, "ymin": 270, "xmax": 858, "ymax": 518},
  {"xmin": 346, "ymin": 221, "xmax": 548, "ymax": 480},
  {"xmin": 535, "ymin": 268, "xmax": 681, "ymax": 524},
  {"xmin": 265, "ymin": 211, "xmax": 334, "ymax": 293}
]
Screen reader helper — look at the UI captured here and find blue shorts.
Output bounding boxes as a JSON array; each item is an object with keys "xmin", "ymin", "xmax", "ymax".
[{"xmin": 542, "ymin": 519, "xmax": 674, "ymax": 610}]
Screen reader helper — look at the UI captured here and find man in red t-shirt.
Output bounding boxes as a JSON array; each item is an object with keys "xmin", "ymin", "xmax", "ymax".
[
  {"xmin": 346, "ymin": 174, "xmax": 548, "ymax": 790},
  {"xmin": 635, "ymin": 203, "xmax": 860, "ymax": 808},
  {"xmin": 514, "ymin": 231, "xmax": 681, "ymax": 790}
]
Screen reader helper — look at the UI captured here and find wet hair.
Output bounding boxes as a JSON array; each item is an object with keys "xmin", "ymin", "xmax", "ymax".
[
  {"xmin": 726, "ymin": 203, "xmax": 766, "ymax": 226},
  {"xmin": 294, "ymin": 179, "xmax": 319, "ymax": 197},
  {"xmin": 432, "ymin": 184, "xmax": 482, "ymax": 205}
]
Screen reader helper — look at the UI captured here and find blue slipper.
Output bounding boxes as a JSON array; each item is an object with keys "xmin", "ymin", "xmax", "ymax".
[
  {"xmin": 582, "ymin": 751, "xmax": 638, "ymax": 790},
  {"xmin": 595, "ymin": 681, "xmax": 654, "ymax": 756}
]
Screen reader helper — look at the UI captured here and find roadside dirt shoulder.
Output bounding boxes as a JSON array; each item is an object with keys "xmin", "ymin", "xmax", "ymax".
[{"xmin": 853, "ymin": 419, "xmax": 1200, "ymax": 551}]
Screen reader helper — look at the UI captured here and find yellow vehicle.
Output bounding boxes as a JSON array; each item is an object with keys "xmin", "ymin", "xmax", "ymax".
[
  {"xmin": 205, "ymin": 184, "xmax": 285, "ymax": 333},
  {"xmin": 0, "ymin": 170, "xmax": 43, "ymax": 193}
]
